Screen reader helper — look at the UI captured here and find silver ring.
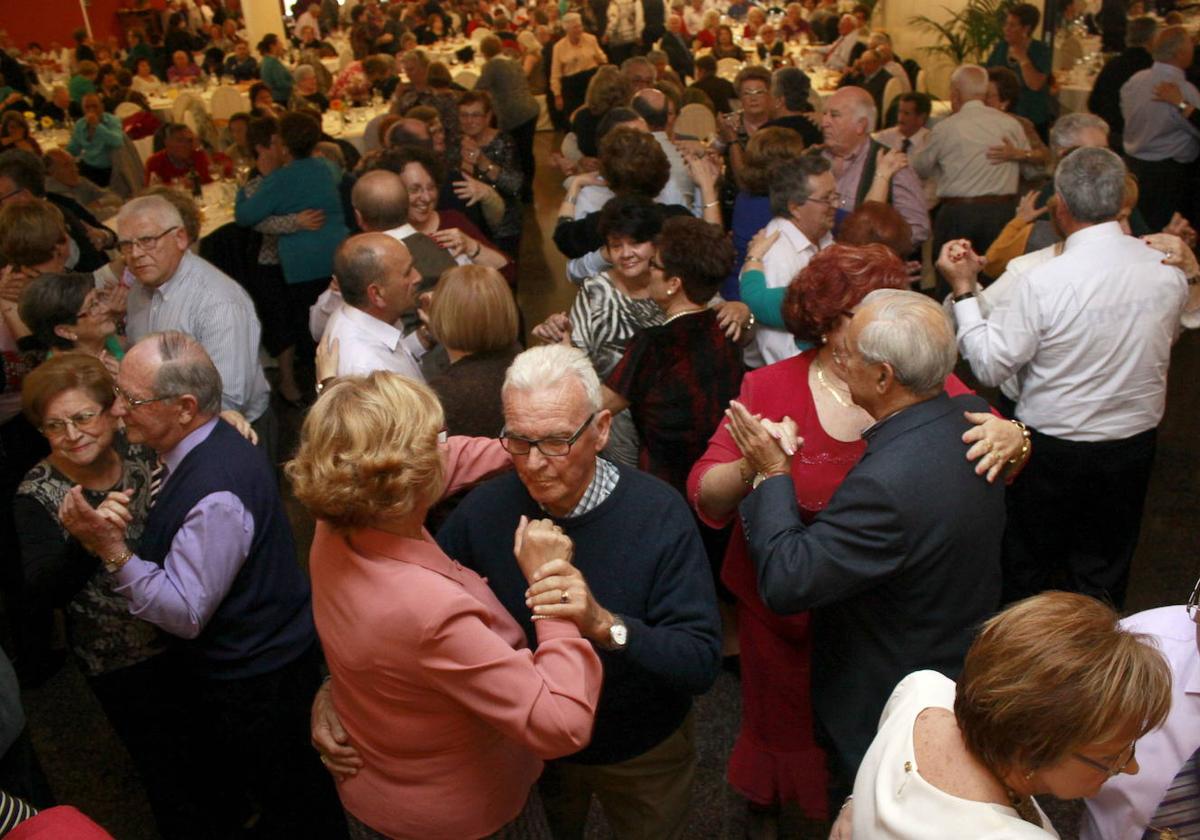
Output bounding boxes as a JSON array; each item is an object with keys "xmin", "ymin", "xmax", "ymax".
[{"xmin": 560, "ymin": 590, "xmax": 569, "ymax": 603}]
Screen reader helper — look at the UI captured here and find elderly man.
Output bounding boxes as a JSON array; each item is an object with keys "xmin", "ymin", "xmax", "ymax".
[
  {"xmin": 620, "ymin": 55, "xmax": 656, "ymax": 94},
  {"xmin": 733, "ymin": 288, "xmax": 1005, "ymax": 803},
  {"xmin": 945, "ymin": 147, "xmax": 1189, "ymax": 609},
  {"xmin": 660, "ymin": 14, "xmax": 695, "ymax": 83},
  {"xmin": 59, "ymin": 331, "xmax": 343, "ymax": 837},
  {"xmin": 912, "ymin": 64, "xmax": 1028, "ymax": 283},
  {"xmin": 117, "ymin": 195, "xmax": 273, "ymax": 447},
  {"xmin": 321, "ymin": 233, "xmax": 429, "ymax": 380},
  {"xmin": 1121, "ymin": 25, "xmax": 1200, "ymax": 231},
  {"xmin": 350, "ymin": 169, "xmax": 455, "ymax": 287},
  {"xmin": 144, "ymin": 123, "xmax": 221, "ymax": 187},
  {"xmin": 837, "ymin": 48, "xmax": 890, "ymax": 114},
  {"xmin": 820, "ymin": 86, "xmax": 930, "ymax": 246},
  {"xmin": 747, "ymin": 153, "xmax": 835, "ymax": 368},
  {"xmin": 630, "ymin": 88, "xmax": 697, "ymax": 213},
  {"xmin": 1081, "ymin": 575, "xmax": 1200, "ymax": 839},
  {"xmin": 551, "ymin": 13, "xmax": 607, "ymax": 119},
  {"xmin": 314, "ymin": 344, "xmax": 722, "ymax": 838},
  {"xmin": 222, "ymin": 39, "xmax": 258, "ymax": 81},
  {"xmin": 867, "ymin": 31, "xmax": 911, "ymax": 92},
  {"xmin": 42, "ymin": 148, "xmax": 121, "ymax": 221},
  {"xmin": 823, "ymin": 14, "xmax": 859, "ymax": 70},
  {"xmin": 1088, "ymin": 15, "xmax": 1157, "ymax": 151}
]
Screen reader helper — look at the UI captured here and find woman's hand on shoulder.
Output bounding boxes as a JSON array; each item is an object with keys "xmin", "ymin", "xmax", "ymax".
[{"xmin": 961, "ymin": 411, "xmax": 1024, "ymax": 483}]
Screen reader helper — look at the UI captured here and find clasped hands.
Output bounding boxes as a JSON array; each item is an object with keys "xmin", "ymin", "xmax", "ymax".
[
  {"xmin": 513, "ymin": 516, "xmax": 608, "ymax": 639},
  {"xmin": 725, "ymin": 400, "xmax": 802, "ymax": 481},
  {"xmin": 58, "ymin": 485, "xmax": 133, "ymax": 559}
]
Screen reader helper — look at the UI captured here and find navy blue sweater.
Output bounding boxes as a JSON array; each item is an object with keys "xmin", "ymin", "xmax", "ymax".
[
  {"xmin": 437, "ymin": 464, "xmax": 722, "ymax": 765},
  {"xmin": 137, "ymin": 420, "xmax": 315, "ymax": 680}
]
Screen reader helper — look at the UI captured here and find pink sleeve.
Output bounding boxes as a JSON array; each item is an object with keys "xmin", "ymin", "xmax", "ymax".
[
  {"xmin": 686, "ymin": 374, "xmax": 755, "ymax": 529},
  {"xmin": 439, "ymin": 436, "xmax": 512, "ymax": 499},
  {"xmin": 945, "ymin": 374, "xmax": 1004, "ymax": 419},
  {"xmin": 419, "ymin": 604, "xmax": 602, "ymax": 759}
]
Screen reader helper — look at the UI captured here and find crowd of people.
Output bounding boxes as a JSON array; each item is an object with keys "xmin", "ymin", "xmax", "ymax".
[{"xmin": 0, "ymin": 0, "xmax": 1198, "ymax": 837}]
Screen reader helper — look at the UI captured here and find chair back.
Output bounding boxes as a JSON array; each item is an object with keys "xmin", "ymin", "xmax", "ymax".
[
  {"xmin": 674, "ymin": 102, "xmax": 717, "ymax": 143},
  {"xmin": 453, "ymin": 70, "xmax": 479, "ymax": 89},
  {"xmin": 880, "ymin": 75, "xmax": 905, "ymax": 129},
  {"xmin": 114, "ymin": 101, "xmax": 142, "ymax": 119},
  {"xmin": 209, "ymin": 86, "xmax": 246, "ymax": 121},
  {"xmin": 471, "ymin": 27, "xmax": 493, "ymax": 45}
]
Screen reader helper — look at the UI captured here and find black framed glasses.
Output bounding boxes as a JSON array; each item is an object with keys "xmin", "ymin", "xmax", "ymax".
[
  {"xmin": 113, "ymin": 384, "xmax": 174, "ymax": 409},
  {"xmin": 115, "ymin": 226, "xmax": 179, "ymax": 255},
  {"xmin": 41, "ymin": 409, "xmax": 104, "ymax": 437},
  {"xmin": 500, "ymin": 413, "xmax": 595, "ymax": 457},
  {"xmin": 1072, "ymin": 741, "xmax": 1136, "ymax": 778},
  {"xmin": 807, "ymin": 191, "xmax": 843, "ymax": 208},
  {"xmin": 0, "ymin": 186, "xmax": 26, "ymax": 204}
]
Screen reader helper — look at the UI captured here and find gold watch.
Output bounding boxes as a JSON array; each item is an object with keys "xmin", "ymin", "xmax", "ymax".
[{"xmin": 103, "ymin": 547, "xmax": 133, "ymax": 574}]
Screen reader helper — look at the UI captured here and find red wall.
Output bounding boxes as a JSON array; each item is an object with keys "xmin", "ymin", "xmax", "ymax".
[{"xmin": 1, "ymin": 0, "xmax": 164, "ymax": 51}]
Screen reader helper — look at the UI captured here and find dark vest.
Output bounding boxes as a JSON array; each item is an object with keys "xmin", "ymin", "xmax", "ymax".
[
  {"xmin": 137, "ymin": 420, "xmax": 314, "ymax": 680},
  {"xmin": 854, "ymin": 137, "xmax": 895, "ymax": 209}
]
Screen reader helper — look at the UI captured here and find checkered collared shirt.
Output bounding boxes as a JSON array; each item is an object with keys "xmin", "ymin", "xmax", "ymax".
[{"xmin": 563, "ymin": 458, "xmax": 619, "ymax": 518}]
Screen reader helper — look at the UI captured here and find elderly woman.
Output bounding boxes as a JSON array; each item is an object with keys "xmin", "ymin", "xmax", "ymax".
[
  {"xmin": 693, "ymin": 9, "xmax": 721, "ymax": 48},
  {"xmin": 985, "ymin": 66, "xmax": 1051, "ymax": 188},
  {"xmin": 130, "ymin": 58, "xmax": 164, "ymax": 96},
  {"xmin": 389, "ymin": 145, "xmax": 511, "ymax": 271},
  {"xmin": 687, "ymin": 243, "xmax": 1028, "ymax": 837},
  {"xmin": 393, "ymin": 50, "xmax": 461, "ymax": 151},
  {"xmin": 12, "ymin": 354, "xmax": 184, "ymax": 836},
  {"xmin": 288, "ymin": 371, "xmax": 602, "ymax": 839},
  {"xmin": 18, "ymin": 273, "xmax": 124, "ymax": 368},
  {"xmin": 290, "ymin": 64, "xmax": 330, "ymax": 112},
  {"xmin": 475, "ymin": 35, "xmax": 540, "ymax": 201},
  {"xmin": 570, "ymin": 65, "xmax": 632, "ymax": 160},
  {"xmin": 0, "ymin": 199, "xmax": 122, "ymax": 288},
  {"xmin": 425, "ymin": 265, "xmax": 522, "ymax": 438},
  {"xmin": 66, "ymin": 93, "xmax": 125, "ymax": 187},
  {"xmin": 837, "ymin": 591, "xmax": 1171, "ymax": 837},
  {"xmin": 258, "ymin": 34, "xmax": 293, "ymax": 104},
  {"xmin": 0, "ymin": 112, "xmax": 41, "ymax": 156},
  {"xmin": 456, "ymin": 91, "xmax": 522, "ymax": 257},
  {"xmin": 165, "ymin": 50, "xmax": 202, "ymax": 85},
  {"xmin": 38, "ymin": 85, "xmax": 81, "ymax": 125}
]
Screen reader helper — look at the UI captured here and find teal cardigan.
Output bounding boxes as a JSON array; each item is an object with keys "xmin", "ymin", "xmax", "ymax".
[
  {"xmin": 260, "ymin": 55, "xmax": 293, "ymax": 104},
  {"xmin": 235, "ymin": 156, "xmax": 347, "ymax": 284},
  {"xmin": 66, "ymin": 113, "xmax": 125, "ymax": 168}
]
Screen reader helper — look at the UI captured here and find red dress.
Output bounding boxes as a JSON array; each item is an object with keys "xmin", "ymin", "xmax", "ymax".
[{"xmin": 686, "ymin": 350, "xmax": 984, "ymax": 818}]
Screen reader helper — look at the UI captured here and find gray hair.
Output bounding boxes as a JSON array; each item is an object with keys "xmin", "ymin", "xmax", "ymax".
[
  {"xmin": 1127, "ymin": 15, "xmax": 1158, "ymax": 48},
  {"xmin": 145, "ymin": 330, "xmax": 223, "ymax": 415},
  {"xmin": 1049, "ymin": 112, "xmax": 1109, "ymax": 153},
  {"xmin": 1152, "ymin": 25, "xmax": 1191, "ymax": 62},
  {"xmin": 630, "ymin": 89, "xmax": 669, "ymax": 130},
  {"xmin": 771, "ymin": 66, "xmax": 812, "ymax": 111},
  {"xmin": 867, "ymin": 31, "xmax": 892, "ymax": 48},
  {"xmin": 502, "ymin": 345, "xmax": 601, "ymax": 413},
  {"xmin": 116, "ymin": 194, "xmax": 185, "ymax": 234},
  {"xmin": 856, "ymin": 289, "xmax": 956, "ymax": 397},
  {"xmin": 293, "ymin": 63, "xmax": 316, "ymax": 82},
  {"xmin": 1054, "ymin": 146, "xmax": 1125, "ymax": 223},
  {"xmin": 768, "ymin": 152, "xmax": 832, "ymax": 218},
  {"xmin": 950, "ymin": 64, "xmax": 989, "ymax": 100},
  {"xmin": 562, "ymin": 11, "xmax": 582, "ymax": 27},
  {"xmin": 646, "ymin": 49, "xmax": 668, "ymax": 65}
]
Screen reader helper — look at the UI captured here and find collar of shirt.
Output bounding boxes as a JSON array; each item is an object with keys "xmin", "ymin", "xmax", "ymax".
[
  {"xmin": 559, "ymin": 457, "xmax": 619, "ymax": 518},
  {"xmin": 153, "ymin": 250, "xmax": 197, "ymax": 303},
  {"xmin": 1062, "ymin": 220, "xmax": 1126, "ymax": 254},
  {"xmin": 777, "ymin": 218, "xmax": 826, "ymax": 254},
  {"xmin": 1152, "ymin": 61, "xmax": 1186, "ymax": 82},
  {"xmin": 161, "ymin": 415, "xmax": 219, "ymax": 480},
  {"xmin": 338, "ymin": 302, "xmax": 403, "ymax": 351},
  {"xmin": 384, "ymin": 223, "xmax": 418, "ymax": 241}
]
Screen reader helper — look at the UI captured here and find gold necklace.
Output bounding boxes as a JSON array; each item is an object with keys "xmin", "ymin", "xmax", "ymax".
[
  {"xmin": 662, "ymin": 307, "xmax": 706, "ymax": 325},
  {"xmin": 814, "ymin": 358, "xmax": 852, "ymax": 408}
]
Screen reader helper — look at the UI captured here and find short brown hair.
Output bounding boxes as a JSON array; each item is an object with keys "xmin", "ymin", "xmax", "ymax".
[
  {"xmin": 734, "ymin": 65, "xmax": 771, "ymax": 96},
  {"xmin": 426, "ymin": 61, "xmax": 453, "ymax": 88},
  {"xmin": 585, "ymin": 65, "xmax": 633, "ymax": 115},
  {"xmin": 955, "ymin": 591, "xmax": 1172, "ymax": 777},
  {"xmin": 286, "ymin": 372, "xmax": 445, "ymax": 530},
  {"xmin": 782, "ymin": 244, "xmax": 908, "ymax": 342},
  {"xmin": 0, "ymin": 199, "xmax": 66, "ymax": 268},
  {"xmin": 458, "ymin": 90, "xmax": 493, "ymax": 115},
  {"xmin": 21, "ymin": 352, "xmax": 115, "ymax": 427},
  {"xmin": 480, "ymin": 35, "xmax": 503, "ymax": 59},
  {"xmin": 18, "ymin": 272, "xmax": 94, "ymax": 350},
  {"xmin": 986, "ymin": 66, "xmax": 1021, "ymax": 112},
  {"xmin": 429, "ymin": 265, "xmax": 519, "ymax": 354},
  {"xmin": 740, "ymin": 126, "xmax": 808, "ymax": 196},
  {"xmin": 599, "ymin": 128, "xmax": 670, "ymax": 197},
  {"xmin": 658, "ymin": 216, "xmax": 734, "ymax": 304}
]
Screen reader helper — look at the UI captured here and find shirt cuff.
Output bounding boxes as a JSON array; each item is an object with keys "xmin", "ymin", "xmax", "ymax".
[
  {"xmin": 111, "ymin": 554, "xmax": 154, "ymax": 588},
  {"xmin": 953, "ymin": 296, "xmax": 984, "ymax": 328}
]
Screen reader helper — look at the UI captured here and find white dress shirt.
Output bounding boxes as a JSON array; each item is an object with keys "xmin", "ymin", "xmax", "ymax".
[
  {"xmin": 852, "ymin": 670, "xmax": 1059, "ymax": 839},
  {"xmin": 126, "ymin": 252, "xmax": 271, "ymax": 422},
  {"xmin": 824, "ymin": 33, "xmax": 857, "ymax": 70},
  {"xmin": 911, "ymin": 100, "xmax": 1027, "ymax": 199},
  {"xmin": 874, "ymin": 125, "xmax": 937, "ymax": 209},
  {"xmin": 746, "ymin": 217, "xmax": 832, "ymax": 368},
  {"xmin": 1081, "ymin": 605, "xmax": 1200, "ymax": 840},
  {"xmin": 953, "ymin": 222, "xmax": 1187, "ymax": 441},
  {"xmin": 652, "ymin": 131, "xmax": 701, "ymax": 215},
  {"xmin": 324, "ymin": 303, "xmax": 427, "ymax": 381}
]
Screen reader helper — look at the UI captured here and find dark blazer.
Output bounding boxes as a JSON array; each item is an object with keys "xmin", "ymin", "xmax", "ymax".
[
  {"xmin": 739, "ymin": 391, "xmax": 1005, "ymax": 781},
  {"xmin": 1087, "ymin": 46, "xmax": 1153, "ymax": 150},
  {"xmin": 660, "ymin": 30, "xmax": 695, "ymax": 82}
]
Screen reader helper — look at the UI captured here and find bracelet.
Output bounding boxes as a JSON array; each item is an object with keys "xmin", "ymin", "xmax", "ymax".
[
  {"xmin": 739, "ymin": 459, "xmax": 755, "ymax": 486},
  {"xmin": 103, "ymin": 547, "xmax": 133, "ymax": 575},
  {"xmin": 315, "ymin": 376, "xmax": 336, "ymax": 396},
  {"xmin": 469, "ymin": 240, "xmax": 481, "ymax": 259},
  {"xmin": 1007, "ymin": 419, "xmax": 1031, "ymax": 465},
  {"xmin": 703, "ymin": 199, "xmax": 720, "ymax": 209}
]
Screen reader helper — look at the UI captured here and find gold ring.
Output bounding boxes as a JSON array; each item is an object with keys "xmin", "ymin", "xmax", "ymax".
[
  {"xmin": 560, "ymin": 590, "xmax": 569, "ymax": 603},
  {"xmin": 320, "ymin": 755, "xmax": 330, "ymax": 766}
]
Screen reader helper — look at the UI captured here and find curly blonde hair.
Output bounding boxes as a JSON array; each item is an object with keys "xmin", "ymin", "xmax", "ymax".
[{"xmin": 286, "ymin": 372, "xmax": 445, "ymax": 530}]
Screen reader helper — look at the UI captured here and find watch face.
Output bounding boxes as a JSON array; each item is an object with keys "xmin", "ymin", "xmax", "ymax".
[{"xmin": 610, "ymin": 623, "xmax": 628, "ymax": 647}]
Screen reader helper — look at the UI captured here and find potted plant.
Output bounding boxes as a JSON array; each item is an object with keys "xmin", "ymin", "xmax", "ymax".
[{"xmin": 909, "ymin": 0, "xmax": 1017, "ymax": 65}]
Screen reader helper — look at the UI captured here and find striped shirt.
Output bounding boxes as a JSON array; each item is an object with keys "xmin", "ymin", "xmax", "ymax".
[
  {"xmin": 126, "ymin": 251, "xmax": 272, "ymax": 422},
  {"xmin": 570, "ymin": 273, "xmax": 663, "ymax": 379}
]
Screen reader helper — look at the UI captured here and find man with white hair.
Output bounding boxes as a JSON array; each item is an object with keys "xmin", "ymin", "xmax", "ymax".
[
  {"xmin": 823, "ymin": 14, "xmax": 860, "ymax": 70},
  {"xmin": 117, "ymin": 195, "xmax": 274, "ymax": 448},
  {"xmin": 732, "ymin": 288, "xmax": 1006, "ymax": 803},
  {"xmin": 912, "ymin": 63, "xmax": 1028, "ymax": 282},
  {"xmin": 1120, "ymin": 25, "xmax": 1200, "ymax": 230},
  {"xmin": 550, "ymin": 12, "xmax": 607, "ymax": 118},
  {"xmin": 436, "ymin": 344, "xmax": 721, "ymax": 838},
  {"xmin": 944, "ymin": 146, "xmax": 1189, "ymax": 610},
  {"xmin": 820, "ymin": 86, "xmax": 930, "ymax": 246}
]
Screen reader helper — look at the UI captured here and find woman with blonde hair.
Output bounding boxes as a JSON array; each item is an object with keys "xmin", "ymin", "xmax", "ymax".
[
  {"xmin": 836, "ymin": 591, "xmax": 1172, "ymax": 838},
  {"xmin": 572, "ymin": 64, "xmax": 633, "ymax": 159},
  {"xmin": 290, "ymin": 371, "xmax": 601, "ymax": 840}
]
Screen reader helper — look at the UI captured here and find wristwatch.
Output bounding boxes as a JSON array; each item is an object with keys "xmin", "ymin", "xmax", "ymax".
[
  {"xmin": 1179, "ymin": 101, "xmax": 1190, "ymax": 113},
  {"xmin": 606, "ymin": 615, "xmax": 628, "ymax": 650},
  {"xmin": 953, "ymin": 291, "xmax": 977, "ymax": 304},
  {"xmin": 103, "ymin": 547, "xmax": 133, "ymax": 574}
]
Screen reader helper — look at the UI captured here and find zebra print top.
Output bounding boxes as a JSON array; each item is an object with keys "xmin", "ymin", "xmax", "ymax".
[{"xmin": 569, "ymin": 272, "xmax": 663, "ymax": 379}]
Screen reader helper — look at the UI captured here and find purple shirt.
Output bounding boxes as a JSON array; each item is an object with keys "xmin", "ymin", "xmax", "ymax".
[
  {"xmin": 113, "ymin": 418, "xmax": 256, "ymax": 639},
  {"xmin": 824, "ymin": 140, "xmax": 931, "ymax": 246}
]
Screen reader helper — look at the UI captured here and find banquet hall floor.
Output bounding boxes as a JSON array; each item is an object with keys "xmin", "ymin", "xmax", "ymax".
[{"xmin": 19, "ymin": 133, "xmax": 1200, "ymax": 839}]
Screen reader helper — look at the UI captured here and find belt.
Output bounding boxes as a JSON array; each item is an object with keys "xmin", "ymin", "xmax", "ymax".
[{"xmin": 940, "ymin": 194, "xmax": 1018, "ymax": 206}]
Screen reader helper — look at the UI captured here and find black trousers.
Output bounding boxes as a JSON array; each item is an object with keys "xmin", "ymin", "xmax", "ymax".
[
  {"xmin": 560, "ymin": 67, "xmax": 598, "ymax": 126},
  {"xmin": 931, "ymin": 198, "xmax": 1016, "ymax": 297},
  {"xmin": 509, "ymin": 114, "xmax": 538, "ymax": 203},
  {"xmin": 1001, "ymin": 426, "xmax": 1157, "ymax": 610},
  {"xmin": 1126, "ymin": 155, "xmax": 1197, "ymax": 233}
]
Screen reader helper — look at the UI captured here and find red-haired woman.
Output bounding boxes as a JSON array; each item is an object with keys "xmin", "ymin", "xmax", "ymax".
[{"xmin": 686, "ymin": 242, "xmax": 1027, "ymax": 835}]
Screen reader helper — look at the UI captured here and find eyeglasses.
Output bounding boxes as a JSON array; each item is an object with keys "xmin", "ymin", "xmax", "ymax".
[
  {"xmin": 1072, "ymin": 741, "xmax": 1137, "ymax": 778},
  {"xmin": 0, "ymin": 186, "xmax": 25, "ymax": 204},
  {"xmin": 1187, "ymin": 576, "xmax": 1199, "ymax": 622},
  {"xmin": 75, "ymin": 292, "xmax": 110, "ymax": 319},
  {"xmin": 807, "ymin": 191, "xmax": 843, "ymax": 208},
  {"xmin": 41, "ymin": 409, "xmax": 104, "ymax": 437},
  {"xmin": 500, "ymin": 413, "xmax": 595, "ymax": 457},
  {"xmin": 740, "ymin": 87, "xmax": 769, "ymax": 97},
  {"xmin": 115, "ymin": 226, "xmax": 179, "ymax": 255},
  {"xmin": 113, "ymin": 384, "xmax": 174, "ymax": 408}
]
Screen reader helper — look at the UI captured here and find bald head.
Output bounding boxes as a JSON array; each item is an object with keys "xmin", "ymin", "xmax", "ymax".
[
  {"xmin": 352, "ymin": 169, "xmax": 410, "ymax": 232},
  {"xmin": 385, "ymin": 117, "xmax": 432, "ymax": 149},
  {"xmin": 333, "ymin": 233, "xmax": 416, "ymax": 313},
  {"xmin": 131, "ymin": 330, "xmax": 223, "ymax": 417},
  {"xmin": 631, "ymin": 88, "xmax": 669, "ymax": 131},
  {"xmin": 950, "ymin": 64, "xmax": 989, "ymax": 106},
  {"xmin": 822, "ymin": 87, "xmax": 877, "ymax": 153}
]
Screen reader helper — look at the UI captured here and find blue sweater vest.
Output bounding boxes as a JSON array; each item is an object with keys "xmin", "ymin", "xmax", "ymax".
[{"xmin": 137, "ymin": 420, "xmax": 315, "ymax": 680}]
